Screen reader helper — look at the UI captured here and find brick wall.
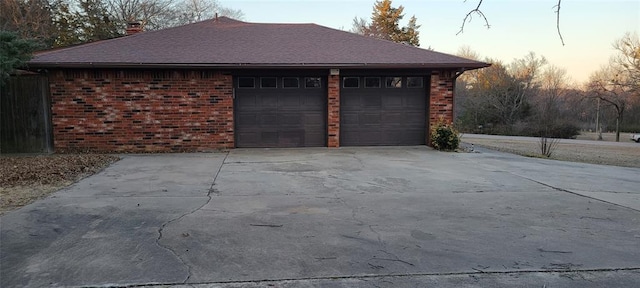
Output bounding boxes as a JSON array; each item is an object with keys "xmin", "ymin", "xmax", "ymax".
[
  {"xmin": 428, "ymin": 70, "xmax": 455, "ymax": 145},
  {"xmin": 327, "ymin": 74, "xmax": 340, "ymax": 148},
  {"xmin": 49, "ymin": 69, "xmax": 234, "ymax": 152}
]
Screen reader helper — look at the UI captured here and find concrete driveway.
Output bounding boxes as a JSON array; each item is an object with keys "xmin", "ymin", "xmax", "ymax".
[{"xmin": 1, "ymin": 147, "xmax": 639, "ymax": 287}]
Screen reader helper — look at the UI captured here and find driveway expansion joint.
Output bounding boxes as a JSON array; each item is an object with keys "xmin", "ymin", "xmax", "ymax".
[
  {"xmin": 83, "ymin": 267, "xmax": 640, "ymax": 287},
  {"xmin": 510, "ymin": 172, "xmax": 640, "ymax": 213}
]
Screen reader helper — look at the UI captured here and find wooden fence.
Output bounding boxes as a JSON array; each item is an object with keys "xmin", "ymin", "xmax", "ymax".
[{"xmin": 0, "ymin": 75, "xmax": 53, "ymax": 153}]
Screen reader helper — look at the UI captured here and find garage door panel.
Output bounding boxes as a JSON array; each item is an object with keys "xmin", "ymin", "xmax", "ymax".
[
  {"xmin": 278, "ymin": 114, "xmax": 302, "ymax": 125},
  {"xmin": 342, "ymin": 131, "xmax": 380, "ymax": 146},
  {"xmin": 304, "ymin": 112, "xmax": 324, "ymax": 124},
  {"xmin": 341, "ymin": 76, "xmax": 426, "ymax": 146},
  {"xmin": 236, "ymin": 76, "xmax": 326, "ymax": 148},
  {"xmin": 279, "ymin": 94, "xmax": 301, "ymax": 107},
  {"xmin": 238, "ymin": 94, "xmax": 257, "ymax": 107},
  {"xmin": 342, "ymin": 113, "xmax": 359, "ymax": 125},
  {"xmin": 382, "ymin": 95, "xmax": 402, "ymax": 106},
  {"xmin": 383, "ymin": 131, "xmax": 404, "ymax": 144},
  {"xmin": 237, "ymin": 132, "xmax": 258, "ymax": 145},
  {"xmin": 360, "ymin": 113, "xmax": 381, "ymax": 124},
  {"xmin": 258, "ymin": 114, "xmax": 278, "ymax": 125},
  {"xmin": 381, "ymin": 112, "xmax": 403, "ymax": 123},
  {"xmin": 343, "ymin": 94, "xmax": 361, "ymax": 107},
  {"xmin": 278, "ymin": 131, "xmax": 304, "ymax": 146},
  {"xmin": 362, "ymin": 95, "xmax": 382, "ymax": 107},
  {"xmin": 355, "ymin": 131, "xmax": 384, "ymax": 145},
  {"xmin": 304, "ymin": 132, "xmax": 324, "ymax": 146},
  {"xmin": 405, "ymin": 94, "xmax": 424, "ymax": 106},
  {"xmin": 304, "ymin": 95, "xmax": 324, "ymax": 106},
  {"xmin": 260, "ymin": 94, "xmax": 278, "ymax": 107},
  {"xmin": 406, "ymin": 112, "xmax": 426, "ymax": 123},
  {"xmin": 260, "ymin": 132, "xmax": 278, "ymax": 145},
  {"xmin": 237, "ymin": 113, "xmax": 258, "ymax": 125}
]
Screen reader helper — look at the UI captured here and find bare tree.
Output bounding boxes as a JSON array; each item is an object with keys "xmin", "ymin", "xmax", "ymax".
[
  {"xmin": 175, "ymin": 0, "xmax": 244, "ymax": 25},
  {"xmin": 495, "ymin": 52, "xmax": 546, "ymax": 127},
  {"xmin": 106, "ymin": 0, "xmax": 243, "ymax": 31},
  {"xmin": 216, "ymin": 5, "xmax": 243, "ymax": 20},
  {"xmin": 458, "ymin": 0, "xmax": 565, "ymax": 45},
  {"xmin": 464, "ymin": 59, "xmax": 537, "ymax": 130},
  {"xmin": 106, "ymin": 0, "xmax": 177, "ymax": 30},
  {"xmin": 351, "ymin": 17, "xmax": 368, "ymax": 35},
  {"xmin": 611, "ymin": 32, "xmax": 640, "ymax": 96},
  {"xmin": 587, "ymin": 66, "xmax": 630, "ymax": 142},
  {"xmin": 456, "ymin": 51, "xmax": 567, "ymax": 137},
  {"xmin": 0, "ymin": 0, "xmax": 55, "ymax": 43},
  {"xmin": 535, "ymin": 66, "xmax": 568, "ymax": 156}
]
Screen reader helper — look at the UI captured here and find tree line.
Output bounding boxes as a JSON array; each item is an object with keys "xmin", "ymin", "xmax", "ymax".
[
  {"xmin": 456, "ymin": 32, "xmax": 640, "ymax": 141},
  {"xmin": 0, "ymin": 0, "xmax": 243, "ymax": 49}
]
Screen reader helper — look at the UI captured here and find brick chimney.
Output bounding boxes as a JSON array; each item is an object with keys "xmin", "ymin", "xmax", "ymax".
[{"xmin": 126, "ymin": 21, "xmax": 142, "ymax": 36}]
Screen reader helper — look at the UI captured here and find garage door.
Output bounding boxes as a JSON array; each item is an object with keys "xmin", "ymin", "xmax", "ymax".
[
  {"xmin": 341, "ymin": 76, "xmax": 427, "ymax": 146},
  {"xmin": 235, "ymin": 76, "xmax": 326, "ymax": 148}
]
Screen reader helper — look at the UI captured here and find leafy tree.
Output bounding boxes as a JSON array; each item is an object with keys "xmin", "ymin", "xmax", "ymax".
[
  {"xmin": 352, "ymin": 0, "xmax": 420, "ymax": 46},
  {"xmin": 0, "ymin": 30, "xmax": 42, "ymax": 83}
]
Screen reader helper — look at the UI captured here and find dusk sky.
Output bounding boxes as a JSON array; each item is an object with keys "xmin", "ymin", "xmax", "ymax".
[{"xmin": 219, "ymin": 0, "xmax": 639, "ymax": 85}]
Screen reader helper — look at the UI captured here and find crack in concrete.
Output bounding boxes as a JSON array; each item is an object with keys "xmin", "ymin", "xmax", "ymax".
[
  {"xmin": 154, "ymin": 151, "xmax": 230, "ymax": 284},
  {"xmin": 373, "ymin": 249, "xmax": 414, "ymax": 267},
  {"xmin": 369, "ymin": 225, "xmax": 384, "ymax": 245},
  {"xmin": 332, "ymin": 193, "xmax": 365, "ymax": 226},
  {"xmin": 96, "ymin": 267, "xmax": 640, "ymax": 287}
]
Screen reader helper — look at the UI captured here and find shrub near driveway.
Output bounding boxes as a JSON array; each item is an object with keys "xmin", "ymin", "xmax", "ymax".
[
  {"xmin": 0, "ymin": 154, "xmax": 118, "ymax": 214},
  {"xmin": 431, "ymin": 121, "xmax": 460, "ymax": 151}
]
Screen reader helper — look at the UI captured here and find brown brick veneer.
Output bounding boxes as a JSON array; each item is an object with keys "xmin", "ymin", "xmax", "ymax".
[{"xmin": 49, "ymin": 69, "xmax": 234, "ymax": 152}]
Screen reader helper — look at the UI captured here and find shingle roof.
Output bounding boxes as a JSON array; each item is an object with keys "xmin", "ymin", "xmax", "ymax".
[{"xmin": 29, "ymin": 17, "xmax": 488, "ymax": 70}]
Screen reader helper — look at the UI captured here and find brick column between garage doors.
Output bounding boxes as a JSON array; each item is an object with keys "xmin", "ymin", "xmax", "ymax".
[
  {"xmin": 327, "ymin": 74, "xmax": 340, "ymax": 148},
  {"xmin": 428, "ymin": 70, "xmax": 455, "ymax": 146}
]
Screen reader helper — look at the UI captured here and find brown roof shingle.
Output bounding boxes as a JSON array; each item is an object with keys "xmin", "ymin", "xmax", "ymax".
[{"xmin": 29, "ymin": 17, "xmax": 488, "ymax": 69}]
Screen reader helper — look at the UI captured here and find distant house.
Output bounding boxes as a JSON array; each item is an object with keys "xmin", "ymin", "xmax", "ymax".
[{"xmin": 27, "ymin": 17, "xmax": 488, "ymax": 152}]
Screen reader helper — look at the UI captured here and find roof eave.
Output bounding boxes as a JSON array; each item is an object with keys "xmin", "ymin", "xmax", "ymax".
[{"xmin": 27, "ymin": 62, "xmax": 490, "ymax": 70}]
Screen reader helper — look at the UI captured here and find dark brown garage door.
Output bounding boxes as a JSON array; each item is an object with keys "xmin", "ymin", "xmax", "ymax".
[
  {"xmin": 235, "ymin": 76, "xmax": 326, "ymax": 148},
  {"xmin": 341, "ymin": 76, "xmax": 427, "ymax": 146}
]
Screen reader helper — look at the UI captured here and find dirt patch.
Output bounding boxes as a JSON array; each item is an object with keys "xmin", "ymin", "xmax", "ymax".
[
  {"xmin": 0, "ymin": 154, "xmax": 119, "ymax": 214},
  {"xmin": 462, "ymin": 138, "xmax": 640, "ymax": 168}
]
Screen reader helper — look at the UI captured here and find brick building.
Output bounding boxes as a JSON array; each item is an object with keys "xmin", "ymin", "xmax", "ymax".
[{"xmin": 28, "ymin": 17, "xmax": 488, "ymax": 152}]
